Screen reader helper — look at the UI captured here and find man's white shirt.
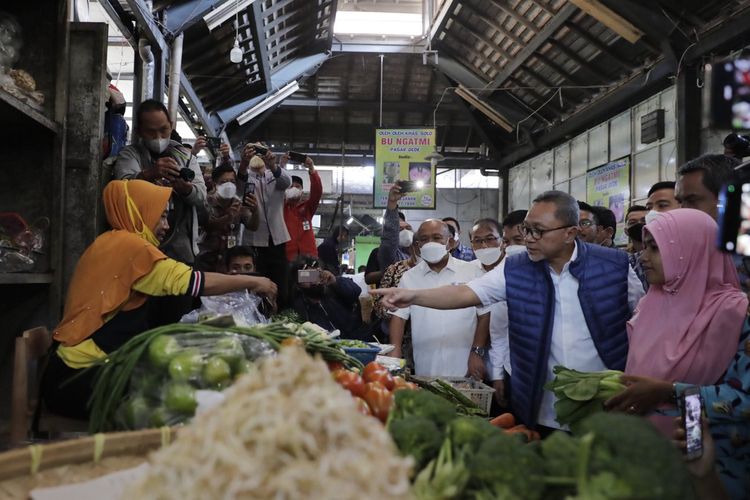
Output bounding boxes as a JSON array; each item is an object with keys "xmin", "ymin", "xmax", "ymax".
[{"xmin": 393, "ymin": 256, "xmax": 485, "ymax": 377}]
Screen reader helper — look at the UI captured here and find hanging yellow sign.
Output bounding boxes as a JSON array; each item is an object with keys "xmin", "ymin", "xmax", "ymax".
[{"xmin": 373, "ymin": 128, "xmax": 436, "ymax": 209}]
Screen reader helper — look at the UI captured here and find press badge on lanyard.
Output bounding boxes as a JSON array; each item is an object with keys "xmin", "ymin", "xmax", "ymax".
[{"xmin": 302, "ymin": 220, "xmax": 311, "ymax": 231}]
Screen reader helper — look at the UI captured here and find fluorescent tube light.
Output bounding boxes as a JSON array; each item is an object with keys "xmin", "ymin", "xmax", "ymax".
[
  {"xmin": 236, "ymin": 81, "xmax": 300, "ymax": 125},
  {"xmin": 204, "ymin": 0, "xmax": 255, "ymax": 31}
]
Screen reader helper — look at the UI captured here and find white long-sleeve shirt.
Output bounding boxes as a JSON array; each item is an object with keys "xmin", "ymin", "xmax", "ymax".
[{"xmin": 467, "ymin": 242, "xmax": 645, "ymax": 428}]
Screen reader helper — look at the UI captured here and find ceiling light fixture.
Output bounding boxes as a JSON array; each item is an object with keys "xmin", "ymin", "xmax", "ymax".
[
  {"xmin": 228, "ymin": 0, "xmax": 243, "ymax": 63},
  {"xmin": 454, "ymin": 85, "xmax": 514, "ymax": 132}
]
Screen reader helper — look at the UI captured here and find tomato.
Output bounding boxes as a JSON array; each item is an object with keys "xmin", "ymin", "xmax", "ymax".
[
  {"xmin": 392, "ymin": 376, "xmax": 416, "ymax": 392},
  {"xmin": 332, "ymin": 369, "xmax": 366, "ymax": 398},
  {"xmin": 362, "ymin": 361, "xmax": 386, "ymax": 381},
  {"xmin": 362, "ymin": 362, "xmax": 394, "ymax": 390},
  {"xmin": 363, "ymin": 385, "xmax": 393, "ymax": 422},
  {"xmin": 353, "ymin": 397, "xmax": 372, "ymax": 416}
]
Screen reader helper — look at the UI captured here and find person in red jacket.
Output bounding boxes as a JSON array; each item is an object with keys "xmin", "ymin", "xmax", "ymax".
[{"xmin": 284, "ymin": 155, "xmax": 322, "ymax": 261}]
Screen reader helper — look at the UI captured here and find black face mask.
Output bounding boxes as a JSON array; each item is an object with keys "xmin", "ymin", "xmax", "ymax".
[
  {"xmin": 301, "ymin": 284, "xmax": 326, "ymax": 299},
  {"xmin": 626, "ymin": 222, "xmax": 645, "ymax": 243}
]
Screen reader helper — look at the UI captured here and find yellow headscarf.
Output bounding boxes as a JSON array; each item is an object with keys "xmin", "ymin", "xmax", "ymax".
[{"xmin": 53, "ymin": 180, "xmax": 173, "ymax": 347}]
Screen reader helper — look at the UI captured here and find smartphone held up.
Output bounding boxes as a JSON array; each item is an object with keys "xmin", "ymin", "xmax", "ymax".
[{"xmin": 679, "ymin": 386, "xmax": 704, "ymax": 461}]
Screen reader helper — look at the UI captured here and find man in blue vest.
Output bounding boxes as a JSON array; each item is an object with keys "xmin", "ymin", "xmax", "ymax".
[{"xmin": 374, "ymin": 191, "xmax": 645, "ymax": 432}]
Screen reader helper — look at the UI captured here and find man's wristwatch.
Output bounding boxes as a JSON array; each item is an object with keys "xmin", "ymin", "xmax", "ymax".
[{"xmin": 470, "ymin": 346, "xmax": 487, "ymax": 357}]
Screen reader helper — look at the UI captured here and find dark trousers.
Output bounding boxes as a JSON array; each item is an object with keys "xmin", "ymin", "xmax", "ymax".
[
  {"xmin": 41, "ymin": 351, "xmax": 97, "ymax": 420},
  {"xmin": 255, "ymin": 239, "xmax": 288, "ymax": 308}
]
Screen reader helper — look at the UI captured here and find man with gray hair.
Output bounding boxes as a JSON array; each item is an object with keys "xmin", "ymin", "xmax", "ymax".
[
  {"xmin": 389, "ymin": 218, "xmax": 486, "ymax": 377},
  {"xmin": 375, "ymin": 191, "xmax": 644, "ymax": 432}
]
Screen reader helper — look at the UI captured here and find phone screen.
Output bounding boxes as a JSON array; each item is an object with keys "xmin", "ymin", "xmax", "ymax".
[
  {"xmin": 682, "ymin": 391, "xmax": 703, "ymax": 460},
  {"xmin": 734, "ymin": 183, "xmax": 750, "ymax": 255}
]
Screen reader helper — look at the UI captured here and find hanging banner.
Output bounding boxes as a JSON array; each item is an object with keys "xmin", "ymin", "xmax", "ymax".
[
  {"xmin": 586, "ymin": 156, "xmax": 631, "ymax": 246},
  {"xmin": 373, "ymin": 128, "xmax": 436, "ymax": 209}
]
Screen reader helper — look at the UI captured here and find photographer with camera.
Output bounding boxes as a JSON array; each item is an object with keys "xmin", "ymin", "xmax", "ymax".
[
  {"xmin": 235, "ymin": 142, "xmax": 292, "ymax": 304},
  {"xmin": 196, "ymin": 163, "xmax": 259, "ymax": 272},
  {"xmin": 289, "ymin": 256, "xmax": 368, "ymax": 340},
  {"xmin": 114, "ymin": 99, "xmax": 207, "ymax": 267}
]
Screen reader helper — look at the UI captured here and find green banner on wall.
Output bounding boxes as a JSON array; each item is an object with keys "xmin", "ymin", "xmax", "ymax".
[{"xmin": 586, "ymin": 156, "xmax": 631, "ymax": 246}]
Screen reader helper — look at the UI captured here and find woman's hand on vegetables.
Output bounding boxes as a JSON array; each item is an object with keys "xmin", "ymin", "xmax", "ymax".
[
  {"xmin": 604, "ymin": 374, "xmax": 673, "ymax": 415},
  {"xmin": 249, "ymin": 276, "xmax": 277, "ymax": 298}
]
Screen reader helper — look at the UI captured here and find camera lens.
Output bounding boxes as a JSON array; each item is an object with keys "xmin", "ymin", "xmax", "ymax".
[{"xmin": 179, "ymin": 167, "xmax": 195, "ymax": 182}]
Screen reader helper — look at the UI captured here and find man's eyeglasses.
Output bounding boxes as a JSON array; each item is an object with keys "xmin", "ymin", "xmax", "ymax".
[
  {"xmin": 578, "ymin": 219, "xmax": 595, "ymax": 228},
  {"xmin": 521, "ymin": 224, "xmax": 573, "ymax": 240},
  {"xmin": 470, "ymin": 235, "xmax": 500, "ymax": 247}
]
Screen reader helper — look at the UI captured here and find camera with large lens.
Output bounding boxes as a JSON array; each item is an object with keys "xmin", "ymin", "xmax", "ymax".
[{"xmin": 179, "ymin": 167, "xmax": 195, "ymax": 182}]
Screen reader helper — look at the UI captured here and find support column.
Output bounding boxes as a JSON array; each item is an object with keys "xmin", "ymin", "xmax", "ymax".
[{"xmin": 63, "ymin": 22, "xmax": 108, "ymax": 290}]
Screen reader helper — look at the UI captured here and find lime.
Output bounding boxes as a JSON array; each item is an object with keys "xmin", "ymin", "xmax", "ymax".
[
  {"xmin": 164, "ymin": 382, "xmax": 197, "ymax": 414},
  {"xmin": 203, "ymin": 356, "xmax": 232, "ymax": 387},
  {"xmin": 168, "ymin": 348, "xmax": 204, "ymax": 382},
  {"xmin": 148, "ymin": 335, "xmax": 180, "ymax": 369},
  {"xmin": 214, "ymin": 336, "xmax": 245, "ymax": 368}
]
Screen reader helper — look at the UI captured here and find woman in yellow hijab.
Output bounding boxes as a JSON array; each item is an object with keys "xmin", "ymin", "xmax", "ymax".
[{"xmin": 42, "ymin": 180, "xmax": 276, "ymax": 419}]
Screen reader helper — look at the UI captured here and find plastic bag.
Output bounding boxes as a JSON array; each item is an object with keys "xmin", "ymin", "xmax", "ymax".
[
  {"xmin": 115, "ymin": 330, "xmax": 276, "ymax": 430},
  {"xmin": 180, "ymin": 290, "xmax": 269, "ymax": 326}
]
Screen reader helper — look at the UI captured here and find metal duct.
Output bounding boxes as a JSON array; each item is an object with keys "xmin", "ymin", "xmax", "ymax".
[{"xmin": 167, "ymin": 33, "xmax": 184, "ymax": 128}]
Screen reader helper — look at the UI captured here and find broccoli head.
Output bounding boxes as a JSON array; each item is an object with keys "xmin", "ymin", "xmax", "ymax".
[
  {"xmin": 467, "ymin": 433, "xmax": 546, "ymax": 500},
  {"xmin": 449, "ymin": 416, "xmax": 501, "ymax": 454},
  {"xmin": 389, "ymin": 416, "xmax": 443, "ymax": 470},
  {"xmin": 577, "ymin": 413, "xmax": 695, "ymax": 500},
  {"xmin": 390, "ymin": 389, "xmax": 457, "ymax": 430}
]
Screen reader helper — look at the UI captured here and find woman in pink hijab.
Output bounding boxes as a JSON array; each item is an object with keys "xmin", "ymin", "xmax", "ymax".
[
  {"xmin": 605, "ymin": 208, "xmax": 750, "ymax": 498},
  {"xmin": 606, "ymin": 208, "xmax": 746, "ymax": 413}
]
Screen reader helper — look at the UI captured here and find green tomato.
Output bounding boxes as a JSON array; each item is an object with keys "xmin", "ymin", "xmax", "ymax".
[
  {"xmin": 168, "ymin": 348, "xmax": 204, "ymax": 382},
  {"xmin": 150, "ymin": 406, "xmax": 176, "ymax": 427},
  {"xmin": 233, "ymin": 359, "xmax": 254, "ymax": 379},
  {"xmin": 214, "ymin": 336, "xmax": 245, "ymax": 368},
  {"xmin": 123, "ymin": 395, "xmax": 150, "ymax": 429},
  {"xmin": 164, "ymin": 382, "xmax": 198, "ymax": 414},
  {"xmin": 203, "ymin": 356, "xmax": 232, "ymax": 387},
  {"xmin": 148, "ymin": 335, "xmax": 180, "ymax": 369}
]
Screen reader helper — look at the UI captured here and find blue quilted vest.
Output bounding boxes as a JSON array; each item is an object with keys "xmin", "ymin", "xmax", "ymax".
[{"xmin": 504, "ymin": 241, "xmax": 630, "ymax": 428}]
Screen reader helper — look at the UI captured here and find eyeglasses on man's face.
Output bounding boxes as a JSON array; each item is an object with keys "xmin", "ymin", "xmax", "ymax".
[
  {"xmin": 578, "ymin": 219, "xmax": 595, "ymax": 228},
  {"xmin": 470, "ymin": 235, "xmax": 500, "ymax": 247},
  {"xmin": 521, "ymin": 224, "xmax": 574, "ymax": 240}
]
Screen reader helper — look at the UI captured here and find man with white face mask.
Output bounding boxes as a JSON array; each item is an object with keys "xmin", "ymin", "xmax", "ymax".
[
  {"xmin": 389, "ymin": 219, "xmax": 485, "ymax": 376},
  {"xmin": 196, "ymin": 164, "xmax": 259, "ymax": 272},
  {"xmin": 466, "ymin": 213, "xmax": 527, "ymax": 408},
  {"xmin": 114, "ymin": 99, "xmax": 207, "ymax": 266},
  {"xmin": 283, "ymin": 155, "xmax": 322, "ymax": 261}
]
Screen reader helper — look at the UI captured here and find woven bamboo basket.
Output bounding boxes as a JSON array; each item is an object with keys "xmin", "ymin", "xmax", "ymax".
[{"xmin": 0, "ymin": 427, "xmax": 177, "ymax": 499}]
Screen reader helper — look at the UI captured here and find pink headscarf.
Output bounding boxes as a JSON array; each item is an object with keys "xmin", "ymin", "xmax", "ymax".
[{"xmin": 626, "ymin": 208, "xmax": 747, "ymax": 385}]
